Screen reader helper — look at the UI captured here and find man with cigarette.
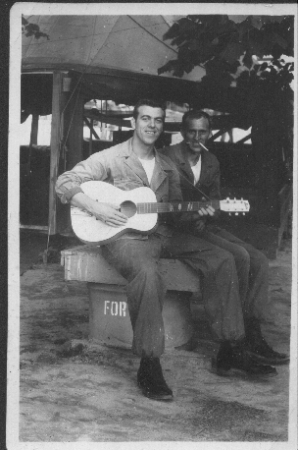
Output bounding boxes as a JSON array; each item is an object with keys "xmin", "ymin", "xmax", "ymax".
[{"xmin": 161, "ymin": 109, "xmax": 289, "ymax": 368}]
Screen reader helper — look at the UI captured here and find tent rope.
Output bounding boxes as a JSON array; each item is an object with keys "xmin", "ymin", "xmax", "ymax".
[{"xmin": 127, "ymin": 16, "xmax": 178, "ymax": 54}]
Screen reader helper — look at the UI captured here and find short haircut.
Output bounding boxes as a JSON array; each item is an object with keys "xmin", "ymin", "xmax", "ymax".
[
  {"xmin": 182, "ymin": 110, "xmax": 212, "ymax": 130},
  {"xmin": 133, "ymin": 99, "xmax": 166, "ymax": 120}
]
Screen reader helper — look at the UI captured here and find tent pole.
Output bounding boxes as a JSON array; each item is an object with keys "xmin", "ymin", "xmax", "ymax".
[
  {"xmin": 48, "ymin": 71, "xmax": 64, "ymax": 235},
  {"xmin": 65, "ymin": 87, "xmax": 84, "ymax": 171},
  {"xmin": 30, "ymin": 113, "xmax": 39, "ymax": 145},
  {"xmin": 89, "ymin": 118, "xmax": 93, "ymax": 155}
]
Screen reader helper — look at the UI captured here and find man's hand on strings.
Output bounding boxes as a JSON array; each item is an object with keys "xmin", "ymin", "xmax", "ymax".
[
  {"xmin": 71, "ymin": 192, "xmax": 128, "ymax": 228},
  {"xmin": 90, "ymin": 202, "xmax": 128, "ymax": 227}
]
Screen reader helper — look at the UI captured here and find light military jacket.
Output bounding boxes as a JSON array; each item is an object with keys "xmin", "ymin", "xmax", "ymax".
[{"xmin": 55, "ymin": 138, "xmax": 183, "ymax": 240}]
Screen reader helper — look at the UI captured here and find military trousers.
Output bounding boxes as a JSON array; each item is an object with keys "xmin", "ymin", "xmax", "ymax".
[
  {"xmin": 101, "ymin": 230, "xmax": 245, "ymax": 358},
  {"xmin": 201, "ymin": 227, "xmax": 270, "ymax": 322}
]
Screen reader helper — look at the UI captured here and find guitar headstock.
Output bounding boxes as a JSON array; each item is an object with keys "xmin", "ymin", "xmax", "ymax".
[{"xmin": 219, "ymin": 198, "xmax": 250, "ymax": 215}]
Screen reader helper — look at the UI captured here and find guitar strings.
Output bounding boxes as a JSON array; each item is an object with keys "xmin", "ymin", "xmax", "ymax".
[{"xmin": 136, "ymin": 199, "xmax": 218, "ymax": 214}]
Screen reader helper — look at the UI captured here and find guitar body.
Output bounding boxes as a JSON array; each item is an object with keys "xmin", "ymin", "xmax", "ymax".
[{"xmin": 71, "ymin": 181, "xmax": 158, "ymax": 244}]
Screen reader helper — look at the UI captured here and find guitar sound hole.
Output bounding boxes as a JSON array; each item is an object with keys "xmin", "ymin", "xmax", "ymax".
[{"xmin": 120, "ymin": 201, "xmax": 137, "ymax": 218}]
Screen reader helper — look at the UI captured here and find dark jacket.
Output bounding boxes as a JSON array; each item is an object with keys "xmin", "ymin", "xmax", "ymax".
[
  {"xmin": 160, "ymin": 141, "xmax": 221, "ymax": 233},
  {"xmin": 160, "ymin": 141, "xmax": 221, "ymax": 201}
]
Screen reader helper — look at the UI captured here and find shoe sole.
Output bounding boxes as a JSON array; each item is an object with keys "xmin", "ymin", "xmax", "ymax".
[
  {"xmin": 210, "ymin": 358, "xmax": 277, "ymax": 379},
  {"xmin": 247, "ymin": 351, "xmax": 290, "ymax": 366},
  {"xmin": 139, "ymin": 388, "xmax": 173, "ymax": 402},
  {"xmin": 137, "ymin": 382, "xmax": 173, "ymax": 402}
]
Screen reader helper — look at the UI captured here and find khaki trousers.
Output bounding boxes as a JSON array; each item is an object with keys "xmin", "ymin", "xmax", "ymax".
[{"xmin": 102, "ymin": 230, "xmax": 245, "ymax": 358}]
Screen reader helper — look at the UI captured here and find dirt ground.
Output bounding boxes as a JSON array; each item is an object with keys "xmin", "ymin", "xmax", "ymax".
[{"xmin": 18, "ymin": 231, "xmax": 293, "ymax": 443}]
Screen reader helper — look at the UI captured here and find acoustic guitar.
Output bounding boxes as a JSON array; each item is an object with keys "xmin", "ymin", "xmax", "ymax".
[{"xmin": 71, "ymin": 181, "xmax": 250, "ymax": 244}]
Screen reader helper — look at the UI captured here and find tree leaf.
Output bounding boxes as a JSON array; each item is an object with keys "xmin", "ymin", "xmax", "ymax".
[
  {"xmin": 242, "ymin": 50, "xmax": 254, "ymax": 69},
  {"xmin": 157, "ymin": 60, "xmax": 185, "ymax": 77},
  {"xmin": 158, "ymin": 13, "xmax": 294, "ymax": 95},
  {"xmin": 220, "ymin": 42, "xmax": 245, "ymax": 64},
  {"xmin": 251, "ymin": 16, "xmax": 264, "ymax": 30},
  {"xmin": 267, "ymin": 31, "xmax": 289, "ymax": 49},
  {"xmin": 178, "ymin": 17, "xmax": 197, "ymax": 35},
  {"xmin": 238, "ymin": 17, "xmax": 253, "ymax": 41},
  {"xmin": 163, "ymin": 22, "xmax": 180, "ymax": 41}
]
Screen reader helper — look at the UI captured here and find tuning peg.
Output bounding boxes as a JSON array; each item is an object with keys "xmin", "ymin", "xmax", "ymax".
[
  {"xmin": 243, "ymin": 213, "xmax": 246, "ymax": 216},
  {"xmin": 229, "ymin": 213, "xmax": 231, "ymax": 216},
  {"xmin": 235, "ymin": 213, "xmax": 239, "ymax": 216},
  {"xmin": 234, "ymin": 197, "xmax": 236, "ymax": 202}
]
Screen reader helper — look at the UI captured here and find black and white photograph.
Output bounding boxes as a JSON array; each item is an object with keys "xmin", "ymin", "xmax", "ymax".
[{"xmin": 7, "ymin": 3, "xmax": 297, "ymax": 449}]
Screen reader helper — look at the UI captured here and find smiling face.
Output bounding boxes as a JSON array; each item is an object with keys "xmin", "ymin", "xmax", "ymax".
[
  {"xmin": 131, "ymin": 105, "xmax": 165, "ymax": 147},
  {"xmin": 182, "ymin": 117, "xmax": 211, "ymax": 154}
]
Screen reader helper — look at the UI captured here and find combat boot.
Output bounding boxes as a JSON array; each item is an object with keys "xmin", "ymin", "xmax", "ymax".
[
  {"xmin": 137, "ymin": 355, "xmax": 173, "ymax": 401},
  {"xmin": 212, "ymin": 340, "xmax": 277, "ymax": 377},
  {"xmin": 245, "ymin": 317, "xmax": 289, "ymax": 365}
]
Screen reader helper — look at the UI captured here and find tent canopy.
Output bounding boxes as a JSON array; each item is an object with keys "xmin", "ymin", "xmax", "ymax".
[
  {"xmin": 22, "ymin": 15, "xmax": 204, "ymax": 81},
  {"xmin": 21, "ymin": 15, "xmax": 251, "ymax": 127}
]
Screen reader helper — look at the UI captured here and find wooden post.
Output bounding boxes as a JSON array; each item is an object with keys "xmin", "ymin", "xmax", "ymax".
[
  {"xmin": 89, "ymin": 118, "xmax": 93, "ymax": 156},
  {"xmin": 65, "ymin": 90, "xmax": 85, "ymax": 171},
  {"xmin": 25, "ymin": 113, "xmax": 39, "ymax": 178},
  {"xmin": 30, "ymin": 113, "xmax": 39, "ymax": 145},
  {"xmin": 48, "ymin": 72, "xmax": 64, "ymax": 235},
  {"xmin": 53, "ymin": 77, "xmax": 85, "ymax": 235}
]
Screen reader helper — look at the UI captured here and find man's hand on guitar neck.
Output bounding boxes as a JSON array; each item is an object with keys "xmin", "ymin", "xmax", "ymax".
[
  {"xmin": 197, "ymin": 206, "xmax": 215, "ymax": 217},
  {"xmin": 195, "ymin": 198, "xmax": 216, "ymax": 231},
  {"xmin": 197, "ymin": 197, "xmax": 215, "ymax": 217},
  {"xmin": 71, "ymin": 192, "xmax": 128, "ymax": 227}
]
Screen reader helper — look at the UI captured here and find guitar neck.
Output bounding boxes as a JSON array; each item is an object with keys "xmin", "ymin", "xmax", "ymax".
[{"xmin": 136, "ymin": 200, "xmax": 220, "ymax": 214}]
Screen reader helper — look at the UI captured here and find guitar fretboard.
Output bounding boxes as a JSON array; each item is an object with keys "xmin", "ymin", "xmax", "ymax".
[{"xmin": 136, "ymin": 200, "xmax": 220, "ymax": 214}]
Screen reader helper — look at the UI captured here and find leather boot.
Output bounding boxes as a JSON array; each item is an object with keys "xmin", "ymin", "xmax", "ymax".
[
  {"xmin": 212, "ymin": 340, "xmax": 277, "ymax": 377},
  {"xmin": 137, "ymin": 356, "xmax": 173, "ymax": 401},
  {"xmin": 245, "ymin": 317, "xmax": 289, "ymax": 365}
]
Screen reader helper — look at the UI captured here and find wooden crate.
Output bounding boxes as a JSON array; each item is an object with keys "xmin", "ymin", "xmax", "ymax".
[
  {"xmin": 60, "ymin": 245, "xmax": 200, "ymax": 349},
  {"xmin": 61, "ymin": 245, "xmax": 201, "ymax": 292}
]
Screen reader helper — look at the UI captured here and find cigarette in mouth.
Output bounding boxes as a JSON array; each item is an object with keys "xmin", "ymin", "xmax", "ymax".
[{"xmin": 199, "ymin": 143, "xmax": 209, "ymax": 151}]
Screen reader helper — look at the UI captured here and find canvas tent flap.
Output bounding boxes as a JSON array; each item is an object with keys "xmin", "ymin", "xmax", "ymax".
[
  {"xmin": 21, "ymin": 74, "xmax": 53, "ymax": 119},
  {"xmin": 76, "ymin": 71, "xmax": 200, "ymax": 106}
]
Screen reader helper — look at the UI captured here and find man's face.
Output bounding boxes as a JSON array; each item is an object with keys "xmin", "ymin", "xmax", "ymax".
[
  {"xmin": 182, "ymin": 117, "xmax": 211, "ymax": 153},
  {"xmin": 131, "ymin": 105, "xmax": 164, "ymax": 146}
]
